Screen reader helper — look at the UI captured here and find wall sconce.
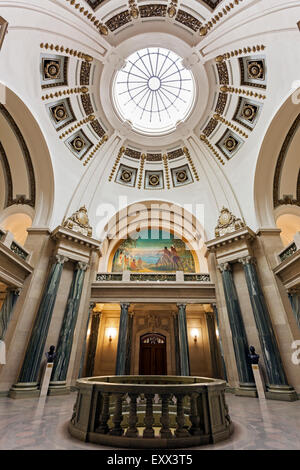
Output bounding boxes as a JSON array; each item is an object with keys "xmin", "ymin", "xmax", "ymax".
[
  {"xmin": 106, "ymin": 328, "xmax": 117, "ymax": 343},
  {"xmin": 191, "ymin": 329, "xmax": 199, "ymax": 344}
]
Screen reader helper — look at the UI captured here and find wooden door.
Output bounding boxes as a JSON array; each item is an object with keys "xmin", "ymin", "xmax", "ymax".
[{"xmin": 139, "ymin": 333, "xmax": 167, "ymax": 375}]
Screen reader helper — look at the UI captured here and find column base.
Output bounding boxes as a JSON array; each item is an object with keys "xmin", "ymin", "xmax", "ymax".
[
  {"xmin": 48, "ymin": 381, "xmax": 70, "ymax": 396},
  {"xmin": 265, "ymin": 385, "xmax": 298, "ymax": 402},
  {"xmin": 235, "ymin": 383, "xmax": 258, "ymax": 398},
  {"xmin": 9, "ymin": 382, "xmax": 40, "ymax": 399}
]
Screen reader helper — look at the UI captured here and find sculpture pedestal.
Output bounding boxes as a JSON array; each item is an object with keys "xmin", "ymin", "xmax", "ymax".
[
  {"xmin": 251, "ymin": 364, "xmax": 266, "ymax": 400},
  {"xmin": 40, "ymin": 362, "xmax": 53, "ymax": 397}
]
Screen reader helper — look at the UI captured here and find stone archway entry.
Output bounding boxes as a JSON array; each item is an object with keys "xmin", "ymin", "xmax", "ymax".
[{"xmin": 139, "ymin": 333, "xmax": 167, "ymax": 375}]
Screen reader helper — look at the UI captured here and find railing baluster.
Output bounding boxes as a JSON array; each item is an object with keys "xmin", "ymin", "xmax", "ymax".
[
  {"xmin": 109, "ymin": 393, "xmax": 124, "ymax": 436},
  {"xmin": 125, "ymin": 393, "xmax": 139, "ymax": 437},
  {"xmin": 175, "ymin": 394, "xmax": 189, "ymax": 437},
  {"xmin": 160, "ymin": 394, "xmax": 173, "ymax": 439},
  {"xmin": 143, "ymin": 393, "xmax": 155, "ymax": 438},
  {"xmin": 96, "ymin": 392, "xmax": 110, "ymax": 434},
  {"xmin": 189, "ymin": 392, "xmax": 202, "ymax": 436}
]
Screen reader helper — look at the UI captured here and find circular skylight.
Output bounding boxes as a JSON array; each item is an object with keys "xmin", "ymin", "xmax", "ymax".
[{"xmin": 114, "ymin": 47, "xmax": 195, "ymax": 135}]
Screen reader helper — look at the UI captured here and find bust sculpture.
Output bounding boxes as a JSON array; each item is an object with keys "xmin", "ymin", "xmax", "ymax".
[
  {"xmin": 45, "ymin": 345, "xmax": 56, "ymax": 363},
  {"xmin": 248, "ymin": 345, "xmax": 260, "ymax": 365}
]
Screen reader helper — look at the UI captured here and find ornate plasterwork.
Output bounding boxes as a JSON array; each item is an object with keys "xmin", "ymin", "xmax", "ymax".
[
  {"xmin": 63, "ymin": 205, "xmax": 93, "ymax": 237},
  {"xmin": 214, "ymin": 207, "xmax": 245, "ymax": 237}
]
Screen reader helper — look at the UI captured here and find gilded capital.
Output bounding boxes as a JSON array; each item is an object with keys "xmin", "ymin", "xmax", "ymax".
[
  {"xmin": 238, "ymin": 256, "xmax": 255, "ymax": 266},
  {"xmin": 218, "ymin": 262, "xmax": 231, "ymax": 273}
]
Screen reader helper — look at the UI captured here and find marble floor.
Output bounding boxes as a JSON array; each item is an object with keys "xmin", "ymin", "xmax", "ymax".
[{"xmin": 0, "ymin": 392, "xmax": 299, "ymax": 450}]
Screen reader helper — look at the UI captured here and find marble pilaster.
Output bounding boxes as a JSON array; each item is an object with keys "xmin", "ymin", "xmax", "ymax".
[
  {"xmin": 9, "ymin": 254, "xmax": 68, "ymax": 398},
  {"xmin": 239, "ymin": 256, "xmax": 298, "ymax": 401},
  {"xmin": 218, "ymin": 263, "xmax": 256, "ymax": 396},
  {"xmin": 49, "ymin": 262, "xmax": 88, "ymax": 394},
  {"xmin": 115, "ymin": 303, "xmax": 130, "ymax": 376},
  {"xmin": 177, "ymin": 304, "xmax": 190, "ymax": 376}
]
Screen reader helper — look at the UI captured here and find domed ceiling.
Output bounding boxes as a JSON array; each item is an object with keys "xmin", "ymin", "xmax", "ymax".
[
  {"xmin": 38, "ymin": 0, "xmax": 267, "ymax": 193},
  {"xmin": 0, "ymin": 0, "xmax": 299, "ymax": 235}
]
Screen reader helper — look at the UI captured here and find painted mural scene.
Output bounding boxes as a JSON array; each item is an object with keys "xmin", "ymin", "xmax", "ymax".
[{"xmin": 112, "ymin": 229, "xmax": 195, "ymax": 273}]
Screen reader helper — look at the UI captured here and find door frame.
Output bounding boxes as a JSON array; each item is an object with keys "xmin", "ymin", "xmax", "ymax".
[{"xmin": 133, "ymin": 327, "xmax": 174, "ymax": 375}]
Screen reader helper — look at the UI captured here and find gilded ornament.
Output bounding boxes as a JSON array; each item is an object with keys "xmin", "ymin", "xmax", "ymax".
[{"xmin": 63, "ymin": 205, "xmax": 93, "ymax": 237}]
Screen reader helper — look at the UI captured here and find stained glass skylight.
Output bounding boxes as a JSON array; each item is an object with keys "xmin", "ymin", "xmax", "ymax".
[{"xmin": 114, "ymin": 47, "xmax": 195, "ymax": 135}]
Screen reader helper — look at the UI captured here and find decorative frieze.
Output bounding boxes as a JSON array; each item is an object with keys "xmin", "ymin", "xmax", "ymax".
[
  {"xmin": 213, "ymin": 114, "xmax": 248, "ymax": 138},
  {"xmin": 215, "ymin": 45, "xmax": 266, "ymax": 63},
  {"xmin": 82, "ymin": 134, "xmax": 108, "ymax": 166},
  {"xmin": 41, "ymin": 86, "xmax": 89, "ymax": 101},
  {"xmin": 124, "ymin": 148, "xmax": 141, "ymax": 160},
  {"xmin": 139, "ymin": 4, "xmax": 167, "ymax": 18},
  {"xmin": 220, "ymin": 85, "xmax": 266, "ymax": 100},
  {"xmin": 106, "ymin": 10, "xmax": 132, "ymax": 32},
  {"xmin": 90, "ymin": 119, "xmax": 106, "ymax": 138},
  {"xmin": 137, "ymin": 154, "xmax": 146, "ymax": 189},
  {"xmin": 199, "ymin": 0, "xmax": 244, "ymax": 37},
  {"xmin": 183, "ymin": 147, "xmax": 199, "ymax": 182},
  {"xmin": 80, "ymin": 61, "xmax": 92, "ymax": 86},
  {"xmin": 200, "ymin": 134, "xmax": 225, "ymax": 166},
  {"xmin": 167, "ymin": 148, "xmax": 184, "ymax": 160},
  {"xmin": 175, "ymin": 9, "xmax": 202, "ymax": 32},
  {"xmin": 109, "ymin": 146, "xmax": 125, "ymax": 180},
  {"xmin": 81, "ymin": 93, "xmax": 94, "ymax": 116},
  {"xmin": 40, "ymin": 42, "xmax": 93, "ymax": 62},
  {"xmin": 59, "ymin": 114, "xmax": 95, "ymax": 139},
  {"xmin": 64, "ymin": 0, "xmax": 108, "ymax": 35}
]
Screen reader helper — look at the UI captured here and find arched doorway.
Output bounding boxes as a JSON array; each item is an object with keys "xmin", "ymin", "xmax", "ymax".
[{"xmin": 139, "ymin": 333, "xmax": 167, "ymax": 375}]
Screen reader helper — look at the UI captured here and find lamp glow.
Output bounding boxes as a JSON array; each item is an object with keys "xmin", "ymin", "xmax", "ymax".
[
  {"xmin": 106, "ymin": 327, "xmax": 117, "ymax": 342},
  {"xmin": 191, "ymin": 329, "xmax": 199, "ymax": 343}
]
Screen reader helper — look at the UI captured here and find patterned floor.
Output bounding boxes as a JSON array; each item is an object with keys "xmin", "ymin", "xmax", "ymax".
[{"xmin": 0, "ymin": 392, "xmax": 299, "ymax": 450}]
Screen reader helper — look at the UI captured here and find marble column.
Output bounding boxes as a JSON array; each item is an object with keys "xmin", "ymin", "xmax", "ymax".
[
  {"xmin": 49, "ymin": 261, "xmax": 88, "ymax": 394},
  {"xmin": 212, "ymin": 303, "xmax": 228, "ymax": 381},
  {"xmin": 218, "ymin": 263, "xmax": 256, "ymax": 396},
  {"xmin": 85, "ymin": 311, "xmax": 101, "ymax": 377},
  {"xmin": 177, "ymin": 304, "xmax": 190, "ymax": 376},
  {"xmin": 205, "ymin": 310, "xmax": 223, "ymax": 379},
  {"xmin": 115, "ymin": 303, "xmax": 130, "ymax": 376},
  {"xmin": 10, "ymin": 255, "xmax": 68, "ymax": 397},
  {"xmin": 78, "ymin": 302, "xmax": 95, "ymax": 378},
  {"xmin": 125, "ymin": 312, "xmax": 133, "ymax": 375},
  {"xmin": 239, "ymin": 256, "xmax": 297, "ymax": 401},
  {"xmin": 173, "ymin": 312, "xmax": 181, "ymax": 376},
  {"xmin": 0, "ymin": 287, "xmax": 20, "ymax": 340},
  {"xmin": 288, "ymin": 290, "xmax": 300, "ymax": 330}
]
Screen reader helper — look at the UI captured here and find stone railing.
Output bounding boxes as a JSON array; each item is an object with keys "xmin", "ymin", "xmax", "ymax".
[
  {"xmin": 278, "ymin": 232, "xmax": 300, "ymax": 263},
  {"xmin": 69, "ymin": 375, "xmax": 233, "ymax": 448},
  {"xmin": 278, "ymin": 241, "xmax": 297, "ymax": 263},
  {"xmin": 0, "ymin": 229, "xmax": 30, "ymax": 262},
  {"xmin": 96, "ymin": 272, "xmax": 211, "ymax": 283}
]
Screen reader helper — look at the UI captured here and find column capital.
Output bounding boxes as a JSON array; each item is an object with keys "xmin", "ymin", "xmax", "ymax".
[
  {"xmin": 218, "ymin": 262, "xmax": 231, "ymax": 273},
  {"xmin": 54, "ymin": 254, "xmax": 69, "ymax": 265},
  {"xmin": 7, "ymin": 287, "xmax": 21, "ymax": 296},
  {"xmin": 238, "ymin": 256, "xmax": 256, "ymax": 266},
  {"xmin": 177, "ymin": 303, "xmax": 187, "ymax": 310},
  {"xmin": 76, "ymin": 261, "xmax": 89, "ymax": 271},
  {"xmin": 120, "ymin": 303, "xmax": 130, "ymax": 310}
]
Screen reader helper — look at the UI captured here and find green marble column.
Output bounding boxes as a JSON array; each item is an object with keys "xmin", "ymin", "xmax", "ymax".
[
  {"xmin": 10, "ymin": 255, "xmax": 68, "ymax": 398},
  {"xmin": 173, "ymin": 312, "xmax": 181, "ymax": 376},
  {"xmin": 177, "ymin": 304, "xmax": 190, "ymax": 376},
  {"xmin": 0, "ymin": 287, "xmax": 20, "ymax": 340},
  {"xmin": 49, "ymin": 261, "xmax": 88, "ymax": 394},
  {"xmin": 240, "ymin": 256, "xmax": 297, "ymax": 401},
  {"xmin": 78, "ymin": 302, "xmax": 95, "ymax": 378},
  {"xmin": 218, "ymin": 263, "xmax": 256, "ymax": 396},
  {"xmin": 212, "ymin": 303, "xmax": 228, "ymax": 381},
  {"xmin": 115, "ymin": 303, "xmax": 130, "ymax": 376},
  {"xmin": 205, "ymin": 311, "xmax": 223, "ymax": 379},
  {"xmin": 125, "ymin": 312, "xmax": 133, "ymax": 375},
  {"xmin": 288, "ymin": 291, "xmax": 300, "ymax": 330},
  {"xmin": 85, "ymin": 311, "xmax": 101, "ymax": 377}
]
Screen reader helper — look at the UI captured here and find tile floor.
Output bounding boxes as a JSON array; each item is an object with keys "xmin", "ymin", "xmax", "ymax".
[{"xmin": 0, "ymin": 392, "xmax": 299, "ymax": 450}]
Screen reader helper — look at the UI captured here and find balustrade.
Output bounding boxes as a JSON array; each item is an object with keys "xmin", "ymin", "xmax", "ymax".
[{"xmin": 69, "ymin": 375, "xmax": 233, "ymax": 448}]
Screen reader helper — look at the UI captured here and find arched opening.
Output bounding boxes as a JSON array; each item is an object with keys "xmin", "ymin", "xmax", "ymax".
[
  {"xmin": 0, "ymin": 212, "xmax": 32, "ymax": 246},
  {"xmin": 276, "ymin": 213, "xmax": 300, "ymax": 246}
]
